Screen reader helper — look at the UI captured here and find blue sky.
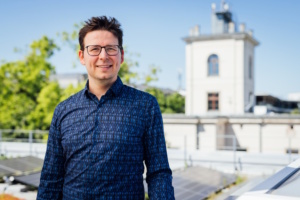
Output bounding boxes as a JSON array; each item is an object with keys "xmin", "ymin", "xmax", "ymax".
[{"xmin": 1, "ymin": 0, "xmax": 300, "ymax": 99}]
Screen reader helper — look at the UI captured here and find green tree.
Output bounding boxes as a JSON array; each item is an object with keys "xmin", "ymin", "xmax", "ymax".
[
  {"xmin": 143, "ymin": 64, "xmax": 160, "ymax": 85},
  {"xmin": 145, "ymin": 87, "xmax": 185, "ymax": 113},
  {"xmin": 166, "ymin": 92, "xmax": 185, "ymax": 113},
  {"xmin": 27, "ymin": 82, "xmax": 61, "ymax": 130},
  {"xmin": 0, "ymin": 36, "xmax": 58, "ymax": 129}
]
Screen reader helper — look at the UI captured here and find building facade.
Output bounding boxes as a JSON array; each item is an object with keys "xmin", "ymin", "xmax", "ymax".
[
  {"xmin": 184, "ymin": 3, "xmax": 259, "ymax": 115},
  {"xmin": 163, "ymin": 2, "xmax": 300, "ymax": 155}
]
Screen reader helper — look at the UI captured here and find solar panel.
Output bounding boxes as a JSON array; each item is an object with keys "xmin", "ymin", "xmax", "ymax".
[
  {"xmin": 14, "ymin": 172, "xmax": 41, "ymax": 187},
  {"xmin": 0, "ymin": 166, "xmax": 17, "ymax": 176},
  {"xmin": 173, "ymin": 166, "xmax": 236, "ymax": 199},
  {"xmin": 0, "ymin": 156, "xmax": 43, "ymax": 176},
  {"xmin": 2, "ymin": 156, "xmax": 236, "ymax": 197},
  {"xmin": 19, "ymin": 156, "xmax": 44, "ymax": 166},
  {"xmin": 144, "ymin": 166, "xmax": 236, "ymax": 199}
]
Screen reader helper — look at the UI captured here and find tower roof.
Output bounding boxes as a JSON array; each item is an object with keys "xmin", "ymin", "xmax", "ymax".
[
  {"xmin": 183, "ymin": 32, "xmax": 259, "ymax": 46},
  {"xmin": 186, "ymin": 1, "xmax": 259, "ymax": 45}
]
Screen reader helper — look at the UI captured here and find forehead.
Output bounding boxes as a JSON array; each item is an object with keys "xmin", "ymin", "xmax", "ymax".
[{"xmin": 84, "ymin": 30, "xmax": 118, "ymax": 45}]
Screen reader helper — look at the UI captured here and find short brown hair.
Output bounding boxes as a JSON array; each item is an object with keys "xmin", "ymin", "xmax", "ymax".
[{"xmin": 79, "ymin": 16, "xmax": 123, "ymax": 51}]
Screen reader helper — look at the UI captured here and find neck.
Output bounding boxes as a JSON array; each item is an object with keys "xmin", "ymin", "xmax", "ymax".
[{"xmin": 88, "ymin": 77, "xmax": 116, "ymax": 100}]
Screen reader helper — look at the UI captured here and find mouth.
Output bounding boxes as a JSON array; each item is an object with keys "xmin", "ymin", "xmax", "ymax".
[{"xmin": 96, "ymin": 65, "xmax": 112, "ymax": 68}]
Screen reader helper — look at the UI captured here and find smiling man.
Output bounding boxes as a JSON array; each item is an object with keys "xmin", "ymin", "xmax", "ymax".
[{"xmin": 37, "ymin": 16, "xmax": 174, "ymax": 199}]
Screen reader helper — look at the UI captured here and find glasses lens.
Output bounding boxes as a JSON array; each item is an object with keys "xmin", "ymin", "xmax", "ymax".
[
  {"xmin": 105, "ymin": 45, "xmax": 119, "ymax": 56},
  {"xmin": 87, "ymin": 46, "xmax": 101, "ymax": 56}
]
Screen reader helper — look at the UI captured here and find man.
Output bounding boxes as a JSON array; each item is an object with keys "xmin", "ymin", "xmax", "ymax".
[{"xmin": 37, "ymin": 16, "xmax": 174, "ymax": 199}]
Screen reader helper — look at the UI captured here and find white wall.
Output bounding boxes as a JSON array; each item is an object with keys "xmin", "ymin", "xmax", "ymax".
[
  {"xmin": 185, "ymin": 43, "xmax": 193, "ymax": 115},
  {"xmin": 164, "ymin": 124, "xmax": 197, "ymax": 150},
  {"xmin": 163, "ymin": 115, "xmax": 300, "ymax": 154},
  {"xmin": 227, "ymin": 124, "xmax": 260, "ymax": 152},
  {"xmin": 199, "ymin": 124, "xmax": 217, "ymax": 151}
]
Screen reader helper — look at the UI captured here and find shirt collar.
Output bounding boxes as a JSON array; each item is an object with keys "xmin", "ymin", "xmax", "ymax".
[{"xmin": 84, "ymin": 76, "xmax": 123, "ymax": 97}]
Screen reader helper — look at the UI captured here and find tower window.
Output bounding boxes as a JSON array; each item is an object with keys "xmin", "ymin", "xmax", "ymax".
[
  {"xmin": 208, "ymin": 93, "xmax": 219, "ymax": 110},
  {"xmin": 208, "ymin": 54, "xmax": 219, "ymax": 76}
]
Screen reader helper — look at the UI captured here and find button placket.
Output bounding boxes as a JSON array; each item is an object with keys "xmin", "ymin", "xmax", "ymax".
[{"xmin": 90, "ymin": 97, "xmax": 106, "ymax": 161}]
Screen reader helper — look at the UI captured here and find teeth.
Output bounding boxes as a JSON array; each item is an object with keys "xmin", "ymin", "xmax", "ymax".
[{"xmin": 97, "ymin": 65, "xmax": 111, "ymax": 68}]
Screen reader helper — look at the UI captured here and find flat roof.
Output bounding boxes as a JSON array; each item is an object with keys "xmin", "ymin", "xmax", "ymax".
[{"xmin": 183, "ymin": 32, "xmax": 259, "ymax": 46}]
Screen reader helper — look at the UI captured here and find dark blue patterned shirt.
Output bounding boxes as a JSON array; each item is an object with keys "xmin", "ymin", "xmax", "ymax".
[{"xmin": 37, "ymin": 77, "xmax": 174, "ymax": 199}]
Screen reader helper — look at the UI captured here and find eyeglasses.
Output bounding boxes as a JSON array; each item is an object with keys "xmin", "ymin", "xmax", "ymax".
[{"xmin": 85, "ymin": 45, "xmax": 121, "ymax": 56}]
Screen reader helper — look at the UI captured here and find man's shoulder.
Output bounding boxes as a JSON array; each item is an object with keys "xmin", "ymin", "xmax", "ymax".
[
  {"xmin": 55, "ymin": 89, "xmax": 85, "ymax": 111},
  {"xmin": 50, "ymin": 89, "xmax": 85, "ymax": 126},
  {"xmin": 121, "ymin": 84, "xmax": 156, "ymax": 102}
]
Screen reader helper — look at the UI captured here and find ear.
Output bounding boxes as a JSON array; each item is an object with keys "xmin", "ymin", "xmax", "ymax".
[
  {"xmin": 120, "ymin": 49, "xmax": 124, "ymax": 64},
  {"xmin": 78, "ymin": 50, "xmax": 85, "ymax": 65}
]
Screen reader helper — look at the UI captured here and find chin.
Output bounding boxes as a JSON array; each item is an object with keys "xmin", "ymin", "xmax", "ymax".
[{"xmin": 97, "ymin": 75, "xmax": 115, "ymax": 81}]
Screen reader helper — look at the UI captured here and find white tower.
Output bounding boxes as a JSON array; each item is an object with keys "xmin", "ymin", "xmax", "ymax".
[{"xmin": 184, "ymin": 2, "xmax": 259, "ymax": 115}]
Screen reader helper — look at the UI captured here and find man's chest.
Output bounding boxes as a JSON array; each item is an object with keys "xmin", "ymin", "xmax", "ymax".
[{"xmin": 59, "ymin": 102, "xmax": 147, "ymax": 156}]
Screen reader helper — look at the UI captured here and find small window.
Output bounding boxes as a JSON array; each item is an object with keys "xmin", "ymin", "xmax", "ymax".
[
  {"xmin": 208, "ymin": 54, "xmax": 219, "ymax": 76},
  {"xmin": 208, "ymin": 93, "xmax": 219, "ymax": 110}
]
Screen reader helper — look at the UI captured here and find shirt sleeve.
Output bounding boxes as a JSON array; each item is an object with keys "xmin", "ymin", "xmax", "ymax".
[
  {"xmin": 144, "ymin": 97, "xmax": 175, "ymax": 199},
  {"xmin": 37, "ymin": 106, "xmax": 64, "ymax": 200}
]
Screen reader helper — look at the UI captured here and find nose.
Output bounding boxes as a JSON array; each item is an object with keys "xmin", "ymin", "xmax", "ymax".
[{"xmin": 98, "ymin": 47, "xmax": 108, "ymax": 59}]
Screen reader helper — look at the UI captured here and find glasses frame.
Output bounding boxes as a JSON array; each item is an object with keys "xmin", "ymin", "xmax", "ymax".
[{"xmin": 85, "ymin": 45, "xmax": 122, "ymax": 56}]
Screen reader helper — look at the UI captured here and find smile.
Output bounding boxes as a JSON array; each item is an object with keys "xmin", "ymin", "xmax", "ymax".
[{"xmin": 96, "ymin": 65, "xmax": 112, "ymax": 68}]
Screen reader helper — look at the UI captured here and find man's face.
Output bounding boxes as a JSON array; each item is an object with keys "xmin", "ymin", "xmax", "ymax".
[{"xmin": 79, "ymin": 30, "xmax": 124, "ymax": 84}]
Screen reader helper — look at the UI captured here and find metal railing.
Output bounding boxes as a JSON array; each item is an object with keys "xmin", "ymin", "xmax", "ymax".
[
  {"xmin": 0, "ymin": 129, "xmax": 48, "ymax": 158},
  {"xmin": 166, "ymin": 134, "xmax": 300, "ymax": 175}
]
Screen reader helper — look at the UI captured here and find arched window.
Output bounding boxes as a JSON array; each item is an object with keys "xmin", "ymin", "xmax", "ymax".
[{"xmin": 208, "ymin": 54, "xmax": 219, "ymax": 76}]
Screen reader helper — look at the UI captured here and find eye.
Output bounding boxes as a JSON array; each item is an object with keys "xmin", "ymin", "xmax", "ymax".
[{"xmin": 106, "ymin": 46, "xmax": 117, "ymax": 52}]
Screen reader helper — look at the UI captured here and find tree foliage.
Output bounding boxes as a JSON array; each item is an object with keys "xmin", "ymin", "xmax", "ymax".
[
  {"xmin": 145, "ymin": 87, "xmax": 185, "ymax": 113},
  {"xmin": 0, "ymin": 36, "xmax": 58, "ymax": 129},
  {"xmin": 166, "ymin": 93, "xmax": 185, "ymax": 113},
  {"xmin": 27, "ymin": 82, "xmax": 61, "ymax": 130}
]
